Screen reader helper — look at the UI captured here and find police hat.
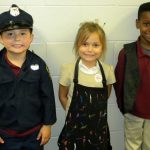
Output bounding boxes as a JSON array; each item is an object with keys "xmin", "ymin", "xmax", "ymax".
[{"xmin": 0, "ymin": 4, "xmax": 33, "ymax": 33}]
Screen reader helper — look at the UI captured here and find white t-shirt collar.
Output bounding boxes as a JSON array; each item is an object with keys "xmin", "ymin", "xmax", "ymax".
[{"xmin": 79, "ymin": 60, "xmax": 99, "ymax": 74}]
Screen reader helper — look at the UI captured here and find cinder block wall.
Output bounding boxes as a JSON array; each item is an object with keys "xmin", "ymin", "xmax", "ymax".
[{"xmin": 0, "ymin": 0, "xmax": 149, "ymax": 149}]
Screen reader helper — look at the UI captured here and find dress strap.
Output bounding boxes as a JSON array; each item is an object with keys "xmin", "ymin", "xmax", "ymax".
[
  {"xmin": 97, "ymin": 60, "xmax": 107, "ymax": 88},
  {"xmin": 73, "ymin": 57, "xmax": 80, "ymax": 84}
]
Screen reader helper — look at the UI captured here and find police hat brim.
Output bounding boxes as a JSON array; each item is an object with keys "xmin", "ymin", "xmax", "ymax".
[{"xmin": 0, "ymin": 22, "xmax": 32, "ymax": 33}]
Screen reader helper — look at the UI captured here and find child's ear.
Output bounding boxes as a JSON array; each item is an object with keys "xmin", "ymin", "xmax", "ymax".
[
  {"xmin": 0, "ymin": 35, "xmax": 4, "ymax": 45},
  {"xmin": 30, "ymin": 33, "xmax": 34, "ymax": 42},
  {"xmin": 136, "ymin": 19, "xmax": 140, "ymax": 29}
]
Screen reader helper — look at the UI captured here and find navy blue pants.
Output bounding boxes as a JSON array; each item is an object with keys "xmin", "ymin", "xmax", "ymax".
[{"xmin": 0, "ymin": 130, "xmax": 43, "ymax": 150}]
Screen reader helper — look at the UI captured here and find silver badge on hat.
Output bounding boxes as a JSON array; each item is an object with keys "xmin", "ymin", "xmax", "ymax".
[{"xmin": 10, "ymin": 6, "xmax": 20, "ymax": 16}]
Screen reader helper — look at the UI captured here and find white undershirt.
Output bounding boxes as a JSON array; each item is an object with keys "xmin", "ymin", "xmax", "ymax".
[{"xmin": 79, "ymin": 60, "xmax": 99, "ymax": 75}]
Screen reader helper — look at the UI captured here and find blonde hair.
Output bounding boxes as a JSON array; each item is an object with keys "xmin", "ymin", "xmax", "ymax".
[{"xmin": 73, "ymin": 21, "xmax": 106, "ymax": 58}]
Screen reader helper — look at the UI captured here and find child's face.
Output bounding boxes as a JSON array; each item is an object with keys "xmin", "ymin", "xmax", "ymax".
[
  {"xmin": 0, "ymin": 28, "xmax": 33, "ymax": 55},
  {"xmin": 78, "ymin": 32, "xmax": 103, "ymax": 67},
  {"xmin": 136, "ymin": 11, "xmax": 150, "ymax": 48}
]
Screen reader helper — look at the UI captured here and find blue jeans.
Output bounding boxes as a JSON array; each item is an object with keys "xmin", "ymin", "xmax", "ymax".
[{"xmin": 0, "ymin": 130, "xmax": 43, "ymax": 150}]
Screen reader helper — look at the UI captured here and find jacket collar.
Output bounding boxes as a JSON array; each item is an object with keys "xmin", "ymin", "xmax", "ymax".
[{"xmin": 0, "ymin": 48, "xmax": 33, "ymax": 68}]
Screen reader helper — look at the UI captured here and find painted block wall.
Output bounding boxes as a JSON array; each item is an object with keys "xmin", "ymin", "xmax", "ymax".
[{"xmin": 0, "ymin": 0, "xmax": 149, "ymax": 149}]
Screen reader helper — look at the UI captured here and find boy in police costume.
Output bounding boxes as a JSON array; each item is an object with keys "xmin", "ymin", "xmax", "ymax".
[{"xmin": 0, "ymin": 4, "xmax": 56, "ymax": 150}]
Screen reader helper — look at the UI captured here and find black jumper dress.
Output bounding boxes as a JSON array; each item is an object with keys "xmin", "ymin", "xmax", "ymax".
[{"xmin": 58, "ymin": 58, "xmax": 112, "ymax": 150}]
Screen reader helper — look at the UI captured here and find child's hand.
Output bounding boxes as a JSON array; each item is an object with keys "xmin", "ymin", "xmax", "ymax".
[
  {"xmin": 37, "ymin": 125, "xmax": 51, "ymax": 146},
  {"xmin": 0, "ymin": 136, "xmax": 4, "ymax": 144}
]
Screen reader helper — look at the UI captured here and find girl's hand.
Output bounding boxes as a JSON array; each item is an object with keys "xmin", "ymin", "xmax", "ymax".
[
  {"xmin": 37, "ymin": 125, "xmax": 51, "ymax": 146},
  {"xmin": 0, "ymin": 136, "xmax": 4, "ymax": 144}
]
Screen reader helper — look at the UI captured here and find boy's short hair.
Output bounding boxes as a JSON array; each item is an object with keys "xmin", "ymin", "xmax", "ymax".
[
  {"xmin": 138, "ymin": 2, "xmax": 150, "ymax": 19},
  {"xmin": 0, "ymin": 4, "xmax": 33, "ymax": 33}
]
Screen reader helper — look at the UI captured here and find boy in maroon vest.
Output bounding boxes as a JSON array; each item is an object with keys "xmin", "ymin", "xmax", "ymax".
[{"xmin": 114, "ymin": 2, "xmax": 150, "ymax": 150}]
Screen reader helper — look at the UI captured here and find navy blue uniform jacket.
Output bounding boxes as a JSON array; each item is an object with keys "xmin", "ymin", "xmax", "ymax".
[{"xmin": 0, "ymin": 48, "xmax": 56, "ymax": 131}]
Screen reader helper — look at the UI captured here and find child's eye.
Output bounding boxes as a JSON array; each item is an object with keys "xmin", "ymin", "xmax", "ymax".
[
  {"xmin": 7, "ymin": 32, "xmax": 14, "ymax": 37},
  {"xmin": 92, "ymin": 43, "xmax": 100, "ymax": 48},
  {"xmin": 82, "ymin": 42, "xmax": 89, "ymax": 47},
  {"xmin": 20, "ymin": 32, "xmax": 27, "ymax": 36},
  {"xmin": 143, "ymin": 23, "xmax": 150, "ymax": 27}
]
